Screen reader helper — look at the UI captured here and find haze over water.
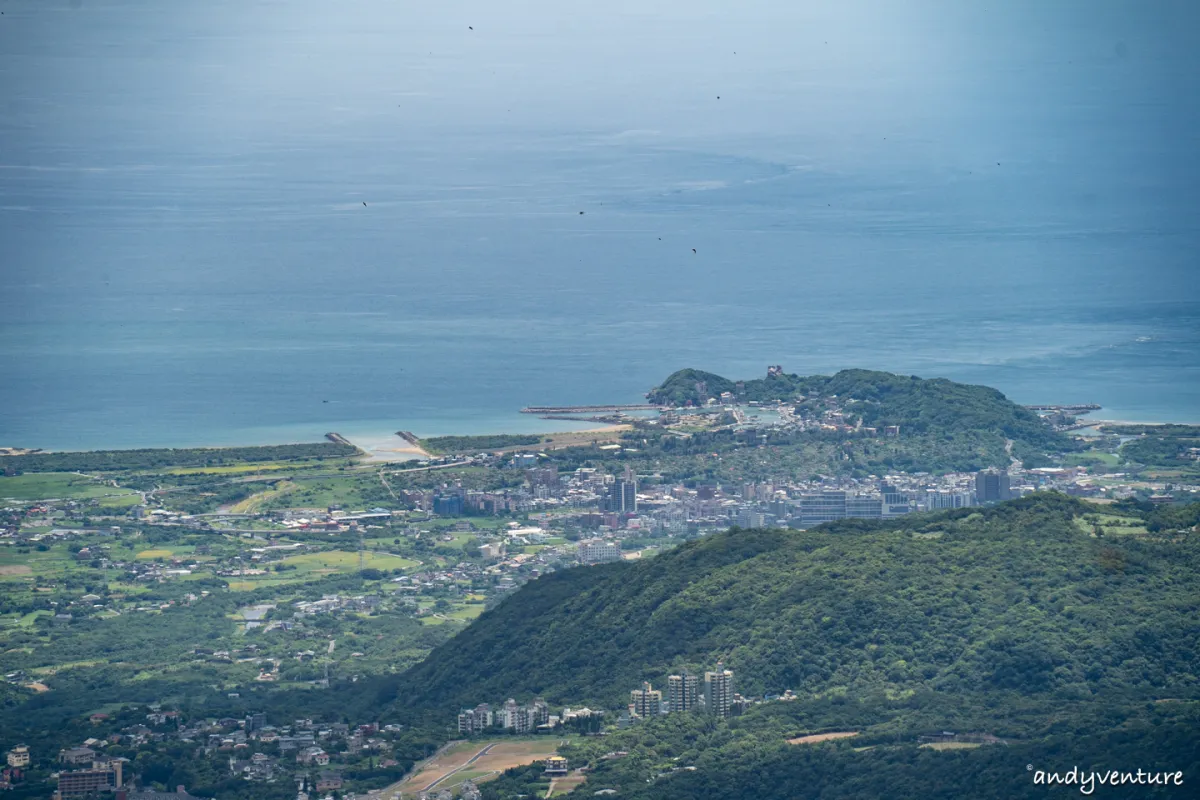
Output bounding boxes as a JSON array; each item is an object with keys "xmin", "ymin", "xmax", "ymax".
[{"xmin": 2, "ymin": 0, "xmax": 1198, "ymax": 451}]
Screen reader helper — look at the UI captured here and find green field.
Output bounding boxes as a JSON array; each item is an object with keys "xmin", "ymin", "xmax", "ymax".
[
  {"xmin": 223, "ymin": 550, "xmax": 418, "ymax": 591},
  {"xmin": 255, "ymin": 474, "xmax": 380, "ymax": 510},
  {"xmin": 135, "ymin": 548, "xmax": 179, "ymax": 560},
  {"xmin": 0, "ymin": 544, "xmax": 74, "ymax": 578},
  {"xmin": 278, "ymin": 550, "xmax": 418, "ymax": 574},
  {"xmin": 1061, "ymin": 450, "xmax": 1120, "ymax": 467},
  {"xmin": 1074, "ymin": 512, "xmax": 1150, "ymax": 536},
  {"xmin": 162, "ymin": 461, "xmax": 341, "ymax": 476},
  {"xmin": 0, "ymin": 472, "xmax": 140, "ymax": 503},
  {"xmin": 446, "ymin": 604, "xmax": 486, "ymax": 621}
]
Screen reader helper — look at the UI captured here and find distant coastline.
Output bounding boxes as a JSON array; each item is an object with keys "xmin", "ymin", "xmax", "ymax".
[{"xmin": 4, "ymin": 414, "xmax": 1196, "ymax": 460}]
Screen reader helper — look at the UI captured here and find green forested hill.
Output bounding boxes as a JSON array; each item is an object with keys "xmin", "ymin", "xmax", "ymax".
[
  {"xmin": 480, "ymin": 707, "xmax": 1200, "ymax": 800},
  {"xmin": 646, "ymin": 368, "xmax": 1072, "ymax": 461},
  {"xmin": 387, "ymin": 495, "xmax": 1200, "ymax": 716}
]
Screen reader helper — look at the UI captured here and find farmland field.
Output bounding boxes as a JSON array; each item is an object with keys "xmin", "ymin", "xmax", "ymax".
[
  {"xmin": 0, "ymin": 472, "xmax": 139, "ymax": 504},
  {"xmin": 277, "ymin": 550, "xmax": 418, "ymax": 574}
]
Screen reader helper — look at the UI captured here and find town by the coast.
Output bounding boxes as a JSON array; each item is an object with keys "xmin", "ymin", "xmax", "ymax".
[{"xmin": 2, "ymin": 367, "xmax": 1198, "ymax": 800}]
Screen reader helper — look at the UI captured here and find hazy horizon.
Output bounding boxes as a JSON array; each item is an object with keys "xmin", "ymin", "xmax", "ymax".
[{"xmin": 2, "ymin": 0, "xmax": 1198, "ymax": 449}]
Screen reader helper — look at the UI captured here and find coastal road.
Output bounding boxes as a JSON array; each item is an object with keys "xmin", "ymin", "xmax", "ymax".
[{"xmin": 388, "ymin": 459, "xmax": 473, "ymax": 474}]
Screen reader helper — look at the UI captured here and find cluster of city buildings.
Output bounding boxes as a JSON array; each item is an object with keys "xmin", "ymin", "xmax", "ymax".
[
  {"xmin": 625, "ymin": 662, "xmax": 746, "ymax": 722},
  {"xmin": 33, "ymin": 709, "xmax": 404, "ymax": 800},
  {"xmin": 452, "ymin": 663, "xmax": 753, "ymax": 736},
  {"xmin": 456, "ymin": 697, "xmax": 553, "ymax": 734},
  {"xmin": 506, "ymin": 467, "xmax": 1035, "ymax": 542}
]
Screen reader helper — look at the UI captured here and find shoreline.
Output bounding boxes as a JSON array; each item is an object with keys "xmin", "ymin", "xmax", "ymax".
[
  {"xmin": 1078, "ymin": 418, "xmax": 1199, "ymax": 427},
  {"xmin": 4, "ymin": 415, "xmax": 1196, "ymax": 458},
  {"xmin": 0, "ymin": 422, "xmax": 630, "ymax": 458},
  {"xmin": 0, "ymin": 423, "xmax": 630, "ymax": 461}
]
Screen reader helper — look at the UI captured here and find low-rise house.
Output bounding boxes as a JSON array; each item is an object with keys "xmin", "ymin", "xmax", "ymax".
[
  {"xmin": 59, "ymin": 746, "xmax": 97, "ymax": 766},
  {"xmin": 296, "ymin": 746, "xmax": 329, "ymax": 766},
  {"xmin": 315, "ymin": 771, "xmax": 343, "ymax": 791}
]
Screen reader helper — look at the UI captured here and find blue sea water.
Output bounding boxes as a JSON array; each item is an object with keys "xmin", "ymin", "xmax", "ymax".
[{"xmin": 1, "ymin": 0, "xmax": 1198, "ymax": 451}]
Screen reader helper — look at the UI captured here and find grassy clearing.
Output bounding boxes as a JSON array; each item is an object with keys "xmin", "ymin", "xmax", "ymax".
[
  {"xmin": 787, "ymin": 732, "xmax": 859, "ymax": 745},
  {"xmin": 224, "ymin": 550, "xmax": 418, "ymax": 591},
  {"xmin": 921, "ymin": 742, "xmax": 982, "ymax": 750},
  {"xmin": 97, "ymin": 493, "xmax": 143, "ymax": 508},
  {"xmin": 1062, "ymin": 451, "xmax": 1120, "ymax": 467},
  {"xmin": 226, "ymin": 578, "xmax": 301, "ymax": 592},
  {"xmin": 446, "ymin": 604, "xmax": 485, "ymax": 621},
  {"xmin": 258, "ymin": 475, "xmax": 376, "ymax": 511},
  {"xmin": 1075, "ymin": 513, "xmax": 1150, "ymax": 537},
  {"xmin": 549, "ymin": 772, "xmax": 588, "ymax": 796},
  {"xmin": 0, "ymin": 545, "xmax": 74, "ymax": 578},
  {"xmin": 0, "ymin": 472, "xmax": 139, "ymax": 503},
  {"xmin": 1, "ymin": 609, "xmax": 49, "ymax": 628},
  {"xmin": 469, "ymin": 740, "xmax": 563, "ymax": 776},
  {"xmin": 163, "ymin": 462, "xmax": 324, "ymax": 476},
  {"xmin": 227, "ymin": 481, "xmax": 298, "ymax": 513},
  {"xmin": 441, "ymin": 768, "xmax": 496, "ymax": 788},
  {"xmin": 135, "ymin": 549, "xmax": 176, "ymax": 560},
  {"xmin": 278, "ymin": 550, "xmax": 418, "ymax": 574}
]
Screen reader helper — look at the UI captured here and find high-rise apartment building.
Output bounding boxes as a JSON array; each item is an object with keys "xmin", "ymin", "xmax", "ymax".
[
  {"xmin": 630, "ymin": 682, "xmax": 662, "ymax": 718},
  {"xmin": 607, "ymin": 479, "xmax": 637, "ymax": 513},
  {"xmin": 531, "ymin": 698, "xmax": 550, "ymax": 725},
  {"xmin": 457, "ymin": 704, "xmax": 493, "ymax": 734},
  {"xmin": 667, "ymin": 673, "xmax": 700, "ymax": 713},
  {"xmin": 704, "ymin": 663, "xmax": 734, "ymax": 718},
  {"xmin": 975, "ymin": 470, "xmax": 1012, "ymax": 503}
]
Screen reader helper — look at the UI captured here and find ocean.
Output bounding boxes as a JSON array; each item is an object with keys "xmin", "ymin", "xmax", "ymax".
[{"xmin": 1, "ymin": 0, "xmax": 1197, "ymax": 451}]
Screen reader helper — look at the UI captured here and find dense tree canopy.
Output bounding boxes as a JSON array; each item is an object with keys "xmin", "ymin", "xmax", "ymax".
[
  {"xmin": 384, "ymin": 495, "xmax": 1200, "ymax": 717},
  {"xmin": 0, "ymin": 442, "xmax": 358, "ymax": 473}
]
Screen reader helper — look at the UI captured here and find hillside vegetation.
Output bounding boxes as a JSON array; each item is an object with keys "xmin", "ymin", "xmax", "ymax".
[
  {"xmin": 420, "ymin": 434, "xmax": 543, "ymax": 454},
  {"xmin": 0, "ymin": 442, "xmax": 358, "ymax": 473},
  {"xmin": 646, "ymin": 368, "xmax": 1072, "ymax": 463},
  {"xmin": 394, "ymin": 494, "xmax": 1200, "ymax": 799},
  {"xmin": 387, "ymin": 495, "xmax": 1200, "ymax": 715}
]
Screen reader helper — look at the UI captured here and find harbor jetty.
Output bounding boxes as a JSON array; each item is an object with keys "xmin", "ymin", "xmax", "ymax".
[{"xmin": 395, "ymin": 431, "xmax": 423, "ymax": 447}]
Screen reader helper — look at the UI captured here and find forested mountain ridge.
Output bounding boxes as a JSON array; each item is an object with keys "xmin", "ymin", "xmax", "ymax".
[{"xmin": 386, "ymin": 495, "xmax": 1200, "ymax": 716}]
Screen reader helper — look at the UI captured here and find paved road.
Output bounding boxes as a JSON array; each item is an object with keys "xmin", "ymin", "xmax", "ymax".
[{"xmin": 425, "ymin": 743, "xmax": 499, "ymax": 791}]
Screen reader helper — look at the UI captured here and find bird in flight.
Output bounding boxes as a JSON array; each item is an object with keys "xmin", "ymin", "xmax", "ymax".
[
  {"xmin": 692, "ymin": 248, "xmax": 697, "ymax": 254},
  {"xmin": 362, "ymin": 202, "xmax": 367, "ymax": 206}
]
